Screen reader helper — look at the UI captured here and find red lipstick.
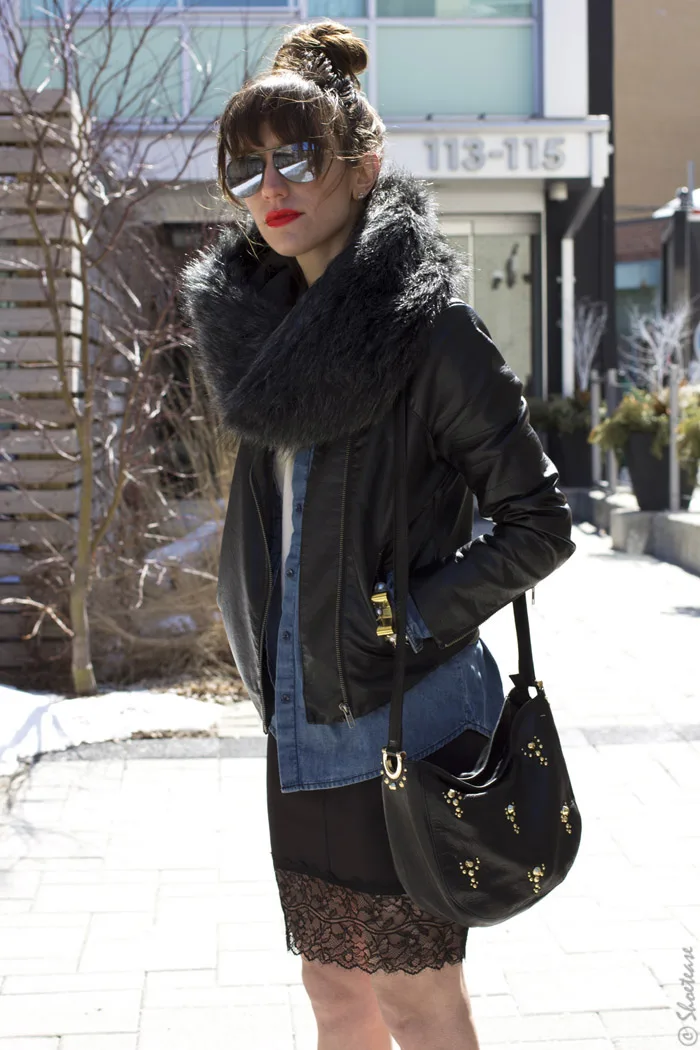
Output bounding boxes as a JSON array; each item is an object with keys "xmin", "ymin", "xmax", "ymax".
[{"xmin": 265, "ymin": 209, "xmax": 302, "ymax": 227}]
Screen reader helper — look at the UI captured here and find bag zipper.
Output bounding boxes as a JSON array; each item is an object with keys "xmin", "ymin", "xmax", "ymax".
[
  {"xmin": 249, "ymin": 462, "xmax": 273, "ymax": 734},
  {"xmin": 335, "ymin": 440, "xmax": 356, "ymax": 728}
]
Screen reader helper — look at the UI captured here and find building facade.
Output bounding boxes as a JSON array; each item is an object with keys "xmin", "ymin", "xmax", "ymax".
[
  {"xmin": 10, "ymin": 0, "xmax": 614, "ymax": 398},
  {"xmin": 614, "ymin": 0, "xmax": 700, "ymax": 334}
]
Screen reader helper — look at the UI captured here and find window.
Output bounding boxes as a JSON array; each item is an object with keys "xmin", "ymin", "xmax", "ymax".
[
  {"xmin": 376, "ymin": 0, "xmax": 532, "ymax": 16},
  {"xmin": 308, "ymin": 0, "xmax": 367, "ymax": 17},
  {"xmin": 377, "ymin": 25, "xmax": 534, "ymax": 116},
  {"xmin": 189, "ymin": 20, "xmax": 368, "ymax": 119},
  {"xmin": 18, "ymin": 0, "xmax": 538, "ymax": 122},
  {"xmin": 189, "ymin": 26, "xmax": 286, "ymax": 120},
  {"xmin": 21, "ymin": 0, "xmax": 178, "ymax": 13},
  {"xmin": 185, "ymin": 0, "xmax": 290, "ymax": 7},
  {"xmin": 18, "ymin": 25, "xmax": 182, "ymax": 119},
  {"xmin": 616, "ymin": 260, "xmax": 662, "ymax": 339}
]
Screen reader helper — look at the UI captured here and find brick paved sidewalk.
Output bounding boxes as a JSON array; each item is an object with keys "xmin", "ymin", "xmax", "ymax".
[{"xmin": 0, "ymin": 526, "xmax": 699, "ymax": 1049}]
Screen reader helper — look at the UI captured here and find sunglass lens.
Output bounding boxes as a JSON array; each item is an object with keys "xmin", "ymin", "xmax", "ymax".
[
  {"xmin": 225, "ymin": 157, "xmax": 264, "ymax": 198},
  {"xmin": 274, "ymin": 144, "xmax": 315, "ymax": 184}
]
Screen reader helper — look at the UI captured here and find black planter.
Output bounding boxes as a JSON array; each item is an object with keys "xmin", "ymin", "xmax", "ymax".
[
  {"xmin": 547, "ymin": 430, "xmax": 593, "ymax": 488},
  {"xmin": 625, "ymin": 432, "xmax": 696, "ymax": 511}
]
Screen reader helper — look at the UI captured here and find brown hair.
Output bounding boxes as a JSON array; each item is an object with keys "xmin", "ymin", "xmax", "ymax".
[{"xmin": 216, "ymin": 21, "xmax": 385, "ymax": 206}]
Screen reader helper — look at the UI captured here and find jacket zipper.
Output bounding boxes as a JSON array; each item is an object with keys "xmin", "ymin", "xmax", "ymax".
[
  {"xmin": 339, "ymin": 701, "xmax": 356, "ymax": 727},
  {"xmin": 335, "ymin": 440, "xmax": 356, "ymax": 728},
  {"xmin": 249, "ymin": 462, "xmax": 273, "ymax": 734}
]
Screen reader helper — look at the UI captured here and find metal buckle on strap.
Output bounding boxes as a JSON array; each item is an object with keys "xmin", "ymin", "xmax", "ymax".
[{"xmin": 382, "ymin": 748, "xmax": 407, "ymax": 788}]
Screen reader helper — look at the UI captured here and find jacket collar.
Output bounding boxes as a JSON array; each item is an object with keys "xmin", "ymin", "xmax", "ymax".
[{"xmin": 180, "ymin": 165, "xmax": 465, "ymax": 452}]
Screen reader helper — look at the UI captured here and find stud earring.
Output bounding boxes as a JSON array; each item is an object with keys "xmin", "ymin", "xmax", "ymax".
[{"xmin": 357, "ymin": 192, "xmax": 366, "ymax": 200}]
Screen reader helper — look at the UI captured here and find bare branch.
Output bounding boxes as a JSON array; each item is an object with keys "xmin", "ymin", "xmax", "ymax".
[
  {"xmin": 0, "ymin": 0, "xmax": 243, "ymax": 693},
  {"xmin": 574, "ymin": 299, "xmax": 607, "ymax": 392},
  {"xmin": 620, "ymin": 303, "xmax": 692, "ymax": 393}
]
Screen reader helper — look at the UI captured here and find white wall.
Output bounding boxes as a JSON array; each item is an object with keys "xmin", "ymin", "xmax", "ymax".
[{"xmin": 542, "ymin": 0, "xmax": 589, "ymax": 119}]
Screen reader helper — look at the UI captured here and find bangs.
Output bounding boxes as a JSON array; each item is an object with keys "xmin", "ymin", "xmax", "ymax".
[{"xmin": 217, "ymin": 73, "xmax": 344, "ymax": 204}]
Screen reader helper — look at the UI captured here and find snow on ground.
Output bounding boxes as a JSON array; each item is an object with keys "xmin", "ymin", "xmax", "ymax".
[{"xmin": 0, "ymin": 685, "xmax": 222, "ymax": 777}]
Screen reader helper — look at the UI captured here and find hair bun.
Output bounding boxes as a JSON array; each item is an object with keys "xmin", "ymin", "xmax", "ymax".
[{"xmin": 272, "ymin": 21, "xmax": 368, "ymax": 89}]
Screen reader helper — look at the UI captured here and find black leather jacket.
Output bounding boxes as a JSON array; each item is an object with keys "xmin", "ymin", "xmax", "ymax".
[
  {"xmin": 216, "ymin": 302, "xmax": 575, "ymax": 731},
  {"xmin": 181, "ymin": 167, "xmax": 575, "ymax": 732}
]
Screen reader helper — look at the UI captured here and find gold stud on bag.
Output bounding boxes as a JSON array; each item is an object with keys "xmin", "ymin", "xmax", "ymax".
[
  {"xmin": 505, "ymin": 802, "xmax": 520, "ymax": 834},
  {"xmin": 459, "ymin": 858, "xmax": 480, "ymax": 888},
  {"xmin": 444, "ymin": 788, "xmax": 465, "ymax": 818},
  {"xmin": 521, "ymin": 736, "xmax": 548, "ymax": 766},
  {"xmin": 379, "ymin": 391, "xmax": 582, "ymax": 928},
  {"xmin": 527, "ymin": 864, "xmax": 546, "ymax": 893}
]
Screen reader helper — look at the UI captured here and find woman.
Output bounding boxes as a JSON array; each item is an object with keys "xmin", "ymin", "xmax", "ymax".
[{"xmin": 182, "ymin": 21, "xmax": 575, "ymax": 1050}]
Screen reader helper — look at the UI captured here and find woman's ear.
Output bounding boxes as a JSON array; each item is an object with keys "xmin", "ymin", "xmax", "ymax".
[{"xmin": 353, "ymin": 153, "xmax": 380, "ymax": 201}]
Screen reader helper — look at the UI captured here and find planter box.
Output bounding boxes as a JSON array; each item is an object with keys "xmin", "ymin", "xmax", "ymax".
[
  {"xmin": 625, "ymin": 432, "xmax": 696, "ymax": 511},
  {"xmin": 548, "ymin": 430, "xmax": 593, "ymax": 488}
]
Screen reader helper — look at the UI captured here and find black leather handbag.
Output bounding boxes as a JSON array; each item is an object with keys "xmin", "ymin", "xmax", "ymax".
[{"xmin": 380, "ymin": 391, "xmax": 582, "ymax": 927}]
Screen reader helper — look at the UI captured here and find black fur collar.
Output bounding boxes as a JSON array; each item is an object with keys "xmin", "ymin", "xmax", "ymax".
[{"xmin": 180, "ymin": 165, "xmax": 465, "ymax": 451}]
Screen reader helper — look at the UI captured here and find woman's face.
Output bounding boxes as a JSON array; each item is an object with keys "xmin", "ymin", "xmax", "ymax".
[{"xmin": 239, "ymin": 125, "xmax": 376, "ymax": 276}]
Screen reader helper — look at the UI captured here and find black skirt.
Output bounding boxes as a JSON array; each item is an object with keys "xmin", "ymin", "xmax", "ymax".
[{"xmin": 266, "ymin": 725, "xmax": 490, "ymax": 974}]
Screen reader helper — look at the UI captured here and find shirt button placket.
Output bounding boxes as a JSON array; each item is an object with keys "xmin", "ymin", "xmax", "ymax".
[{"xmin": 277, "ymin": 542, "xmax": 298, "ymax": 782}]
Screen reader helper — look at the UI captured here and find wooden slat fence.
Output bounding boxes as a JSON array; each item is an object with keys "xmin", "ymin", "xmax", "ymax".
[{"xmin": 0, "ymin": 90, "xmax": 82, "ymax": 674}]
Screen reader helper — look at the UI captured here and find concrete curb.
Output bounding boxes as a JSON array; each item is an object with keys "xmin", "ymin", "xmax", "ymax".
[{"xmin": 565, "ymin": 486, "xmax": 700, "ymax": 577}]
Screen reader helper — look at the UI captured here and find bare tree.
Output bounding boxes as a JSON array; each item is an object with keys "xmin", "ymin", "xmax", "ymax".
[
  {"xmin": 0, "ymin": 0, "xmax": 223, "ymax": 694},
  {"xmin": 620, "ymin": 302, "xmax": 692, "ymax": 394},
  {"xmin": 574, "ymin": 298, "xmax": 607, "ymax": 393}
]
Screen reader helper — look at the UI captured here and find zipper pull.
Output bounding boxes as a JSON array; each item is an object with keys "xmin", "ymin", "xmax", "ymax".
[{"xmin": 339, "ymin": 702, "xmax": 356, "ymax": 728}]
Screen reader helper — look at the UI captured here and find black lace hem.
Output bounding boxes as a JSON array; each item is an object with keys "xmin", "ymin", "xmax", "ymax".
[{"xmin": 274, "ymin": 867, "xmax": 468, "ymax": 975}]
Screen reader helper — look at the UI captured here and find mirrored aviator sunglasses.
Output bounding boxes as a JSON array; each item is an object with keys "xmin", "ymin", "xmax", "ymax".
[{"xmin": 225, "ymin": 142, "xmax": 318, "ymax": 199}]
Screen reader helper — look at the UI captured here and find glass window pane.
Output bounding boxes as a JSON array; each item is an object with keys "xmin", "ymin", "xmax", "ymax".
[
  {"xmin": 16, "ymin": 28, "xmax": 64, "ymax": 91},
  {"xmin": 378, "ymin": 0, "xmax": 433, "ymax": 14},
  {"xmin": 377, "ymin": 26, "xmax": 533, "ymax": 116},
  {"xmin": 309, "ymin": 0, "xmax": 367, "ymax": 17},
  {"xmin": 189, "ymin": 26, "xmax": 286, "ymax": 120},
  {"xmin": 185, "ymin": 0, "xmax": 288, "ymax": 6},
  {"xmin": 377, "ymin": 0, "xmax": 531, "ymax": 15},
  {"xmin": 21, "ymin": 0, "xmax": 178, "ymax": 15},
  {"xmin": 189, "ymin": 23, "xmax": 368, "ymax": 120},
  {"xmin": 79, "ymin": 27, "xmax": 182, "ymax": 119},
  {"xmin": 15, "ymin": 25, "xmax": 182, "ymax": 119}
]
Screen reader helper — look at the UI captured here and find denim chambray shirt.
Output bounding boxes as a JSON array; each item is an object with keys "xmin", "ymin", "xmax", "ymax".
[{"xmin": 266, "ymin": 446, "xmax": 506, "ymax": 793}]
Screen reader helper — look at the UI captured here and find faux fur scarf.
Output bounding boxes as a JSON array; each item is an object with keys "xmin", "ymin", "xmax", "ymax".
[{"xmin": 180, "ymin": 165, "xmax": 466, "ymax": 451}]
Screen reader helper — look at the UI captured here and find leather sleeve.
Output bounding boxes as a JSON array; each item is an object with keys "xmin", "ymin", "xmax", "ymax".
[{"xmin": 408, "ymin": 302, "xmax": 576, "ymax": 650}]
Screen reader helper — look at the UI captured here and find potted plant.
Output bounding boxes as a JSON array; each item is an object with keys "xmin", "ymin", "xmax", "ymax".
[
  {"xmin": 541, "ymin": 391, "xmax": 597, "ymax": 487},
  {"xmin": 528, "ymin": 300, "xmax": 607, "ymax": 487},
  {"xmin": 590, "ymin": 385, "xmax": 699, "ymax": 511},
  {"xmin": 591, "ymin": 303, "xmax": 698, "ymax": 511}
]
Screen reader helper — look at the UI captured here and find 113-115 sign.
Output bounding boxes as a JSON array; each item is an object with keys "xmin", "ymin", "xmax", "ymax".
[{"xmin": 424, "ymin": 135, "xmax": 567, "ymax": 173}]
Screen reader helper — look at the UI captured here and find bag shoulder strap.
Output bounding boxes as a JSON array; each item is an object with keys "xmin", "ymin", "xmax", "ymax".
[{"xmin": 386, "ymin": 390, "xmax": 537, "ymax": 756}]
